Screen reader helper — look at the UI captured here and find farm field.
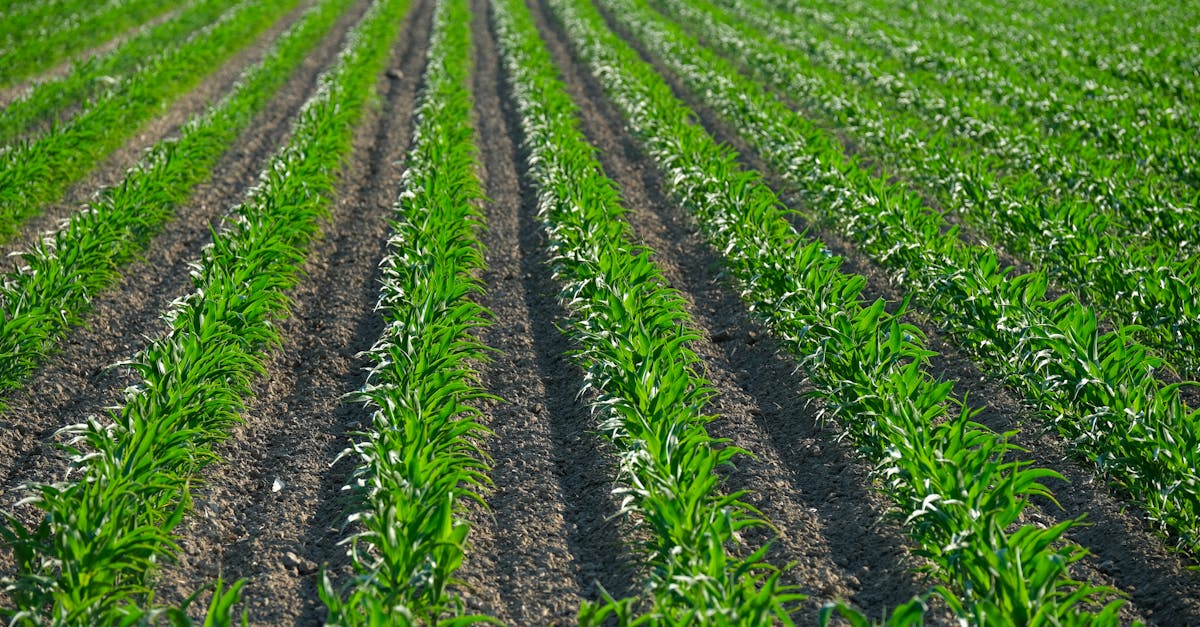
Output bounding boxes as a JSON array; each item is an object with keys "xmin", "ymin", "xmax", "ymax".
[{"xmin": 0, "ymin": 0, "xmax": 1197, "ymax": 623}]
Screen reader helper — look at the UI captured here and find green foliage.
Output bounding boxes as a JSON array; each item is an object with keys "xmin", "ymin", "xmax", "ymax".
[
  {"xmin": 319, "ymin": 0, "xmax": 498, "ymax": 622},
  {"xmin": 0, "ymin": 0, "xmax": 301, "ymax": 243},
  {"xmin": 493, "ymin": 0, "xmax": 805, "ymax": 622},
  {"xmin": 0, "ymin": 0, "xmax": 174, "ymax": 87},
  {"xmin": 656, "ymin": 0, "xmax": 1200, "ymax": 377},
  {"xmin": 0, "ymin": 0, "xmax": 241, "ymax": 145},
  {"xmin": 0, "ymin": 0, "xmax": 408, "ymax": 621},
  {"xmin": 752, "ymin": 0, "xmax": 1200, "ymax": 198},
  {"xmin": 611, "ymin": 0, "xmax": 1200, "ymax": 563},
  {"xmin": 0, "ymin": 0, "xmax": 353, "ymax": 410},
  {"xmin": 548, "ymin": 0, "xmax": 1126, "ymax": 621}
]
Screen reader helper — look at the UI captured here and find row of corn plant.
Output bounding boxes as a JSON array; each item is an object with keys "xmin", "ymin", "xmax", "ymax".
[
  {"xmin": 764, "ymin": 0, "xmax": 1200, "ymax": 182},
  {"xmin": 546, "ymin": 0, "xmax": 1125, "ymax": 622},
  {"xmin": 989, "ymin": 0, "xmax": 1199, "ymax": 103},
  {"xmin": 1, "ymin": 0, "xmax": 134, "ymax": 47},
  {"xmin": 676, "ymin": 0, "xmax": 1200, "ymax": 312},
  {"xmin": 0, "ymin": 0, "xmax": 300, "ymax": 243},
  {"xmin": 0, "ymin": 0, "xmax": 237, "ymax": 145},
  {"xmin": 654, "ymin": 0, "xmax": 1200, "ymax": 378},
  {"xmin": 0, "ymin": 0, "xmax": 105, "ymax": 52},
  {"xmin": 677, "ymin": 0, "xmax": 1197, "ymax": 251},
  {"xmin": 319, "ymin": 0, "xmax": 497, "ymax": 622},
  {"xmin": 823, "ymin": 0, "xmax": 1200, "ymax": 119},
  {"xmin": 0, "ymin": 0, "xmax": 352, "ymax": 410},
  {"xmin": 739, "ymin": 0, "xmax": 1199, "ymax": 206},
  {"xmin": 599, "ymin": 0, "xmax": 1200, "ymax": 558},
  {"xmin": 0, "ymin": 0, "xmax": 175, "ymax": 87},
  {"xmin": 492, "ymin": 0, "xmax": 804, "ymax": 622},
  {"xmin": 0, "ymin": 0, "xmax": 409, "ymax": 621}
]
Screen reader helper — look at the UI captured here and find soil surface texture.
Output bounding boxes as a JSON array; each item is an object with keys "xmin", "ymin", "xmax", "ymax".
[{"xmin": 1, "ymin": 0, "xmax": 1197, "ymax": 624}]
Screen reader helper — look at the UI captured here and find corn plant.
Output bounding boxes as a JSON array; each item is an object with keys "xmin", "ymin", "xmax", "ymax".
[
  {"xmin": 319, "ymin": 0, "xmax": 498, "ymax": 622},
  {"xmin": 0, "ymin": 0, "xmax": 175, "ymax": 87},
  {"xmin": 0, "ymin": 0, "xmax": 353, "ymax": 411},
  {"xmin": 0, "ymin": 0, "xmax": 300, "ymax": 243},
  {"xmin": 0, "ymin": 0, "xmax": 239, "ymax": 145},
  {"xmin": 731, "ymin": 0, "xmax": 1198, "ymax": 224},
  {"xmin": 755, "ymin": 0, "xmax": 1200, "ymax": 198},
  {"xmin": 0, "ymin": 0, "xmax": 409, "ymax": 621},
  {"xmin": 602, "ymin": 0, "xmax": 1200, "ymax": 561},
  {"xmin": 548, "ymin": 0, "xmax": 1125, "ymax": 622},
  {"xmin": 653, "ymin": 0, "xmax": 1200, "ymax": 377},
  {"xmin": 492, "ymin": 0, "xmax": 806, "ymax": 622}
]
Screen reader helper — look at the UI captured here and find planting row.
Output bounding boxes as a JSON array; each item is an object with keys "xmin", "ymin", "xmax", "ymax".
[
  {"xmin": 320, "ymin": 0, "xmax": 495, "ymax": 621},
  {"xmin": 1, "ymin": 0, "xmax": 1189, "ymax": 623},
  {"xmin": 0, "ymin": 0, "xmax": 175, "ymax": 87},
  {"xmin": 494, "ymin": 0, "xmax": 803, "ymax": 621},
  {"xmin": 752, "ymin": 0, "xmax": 1200, "ymax": 197},
  {"xmin": 597, "ymin": 0, "xmax": 1200, "ymax": 560},
  {"xmin": 651, "ymin": 0, "xmax": 1200, "ymax": 379},
  {"xmin": 0, "ymin": 0, "xmax": 302, "ymax": 243},
  {"xmin": 0, "ymin": 0, "xmax": 352, "ymax": 413},
  {"xmin": 779, "ymin": 0, "xmax": 1196, "ymax": 197},
  {"xmin": 0, "ymin": 0, "xmax": 241, "ymax": 145},
  {"xmin": 0, "ymin": 0, "xmax": 407, "ymax": 621},
  {"xmin": 544, "ymin": 0, "xmax": 1124, "ymax": 622}
]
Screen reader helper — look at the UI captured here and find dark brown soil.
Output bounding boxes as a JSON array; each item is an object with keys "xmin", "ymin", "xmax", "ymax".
[
  {"xmin": 454, "ymin": 1, "xmax": 639, "ymax": 622},
  {"xmin": 524, "ymin": 0, "xmax": 942, "ymax": 619},
  {"xmin": 0, "ymin": 0, "xmax": 314, "ymax": 261},
  {"xmin": 153, "ymin": 0, "xmax": 427, "ymax": 622},
  {"xmin": 0, "ymin": 0, "xmax": 366, "ymax": 580},
  {"xmin": 569, "ymin": 1, "xmax": 1200, "ymax": 623},
  {"xmin": 2, "ymin": 0, "xmax": 1198, "ymax": 623}
]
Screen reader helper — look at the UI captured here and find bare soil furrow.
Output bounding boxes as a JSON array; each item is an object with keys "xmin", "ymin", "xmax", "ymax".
[
  {"xmin": 571, "ymin": 4, "xmax": 1200, "ymax": 623},
  {"xmin": 452, "ymin": 1, "xmax": 639, "ymax": 622},
  {"xmin": 0, "ymin": 0, "xmax": 366, "ymax": 540},
  {"xmin": 922, "ymin": 331, "xmax": 1200, "ymax": 626},
  {"xmin": 526, "ymin": 0, "xmax": 937, "ymax": 617},
  {"xmin": 0, "ymin": 0, "xmax": 1189, "ymax": 623},
  {"xmin": 0, "ymin": 0, "xmax": 314, "ymax": 261},
  {"xmin": 154, "ymin": 0, "xmax": 430, "ymax": 622}
]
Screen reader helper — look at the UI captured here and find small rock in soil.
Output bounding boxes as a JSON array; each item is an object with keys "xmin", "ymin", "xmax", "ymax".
[
  {"xmin": 711, "ymin": 330, "xmax": 733, "ymax": 343},
  {"xmin": 284, "ymin": 551, "xmax": 317, "ymax": 575}
]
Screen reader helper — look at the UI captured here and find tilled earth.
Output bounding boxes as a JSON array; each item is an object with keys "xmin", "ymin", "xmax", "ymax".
[{"xmin": 2, "ymin": 0, "xmax": 1200, "ymax": 624}]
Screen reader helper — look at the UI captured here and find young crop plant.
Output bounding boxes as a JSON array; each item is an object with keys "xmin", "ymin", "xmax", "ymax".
[
  {"xmin": 320, "ymin": 0, "xmax": 497, "ymax": 623},
  {"xmin": 731, "ymin": 0, "xmax": 1198, "ymax": 225},
  {"xmin": 0, "ymin": 0, "xmax": 94, "ymax": 37},
  {"xmin": 0, "ymin": 0, "xmax": 240, "ymax": 145},
  {"xmin": 754, "ymin": 0, "xmax": 1200, "ymax": 200},
  {"xmin": 0, "ymin": 0, "xmax": 300, "ymax": 243},
  {"xmin": 0, "ymin": 0, "xmax": 353, "ymax": 410},
  {"xmin": 492, "ymin": 0, "xmax": 804, "ymax": 622},
  {"xmin": 602, "ymin": 0, "xmax": 1200, "ymax": 562},
  {"xmin": 546, "ymin": 0, "xmax": 1125, "ymax": 622},
  {"xmin": 0, "ymin": 0, "xmax": 175, "ymax": 86},
  {"xmin": 0, "ymin": 0, "xmax": 410, "ymax": 621},
  {"xmin": 653, "ymin": 0, "xmax": 1200, "ymax": 378}
]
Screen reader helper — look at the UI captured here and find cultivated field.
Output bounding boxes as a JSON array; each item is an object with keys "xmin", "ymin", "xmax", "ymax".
[{"xmin": 0, "ymin": 0, "xmax": 1198, "ymax": 624}]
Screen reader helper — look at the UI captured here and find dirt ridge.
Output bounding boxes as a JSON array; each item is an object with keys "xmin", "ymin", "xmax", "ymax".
[
  {"xmin": 155, "ymin": 0, "xmax": 431, "ymax": 621},
  {"xmin": 0, "ymin": 0, "xmax": 368, "ymax": 565},
  {"xmin": 453, "ymin": 0, "xmax": 640, "ymax": 622}
]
